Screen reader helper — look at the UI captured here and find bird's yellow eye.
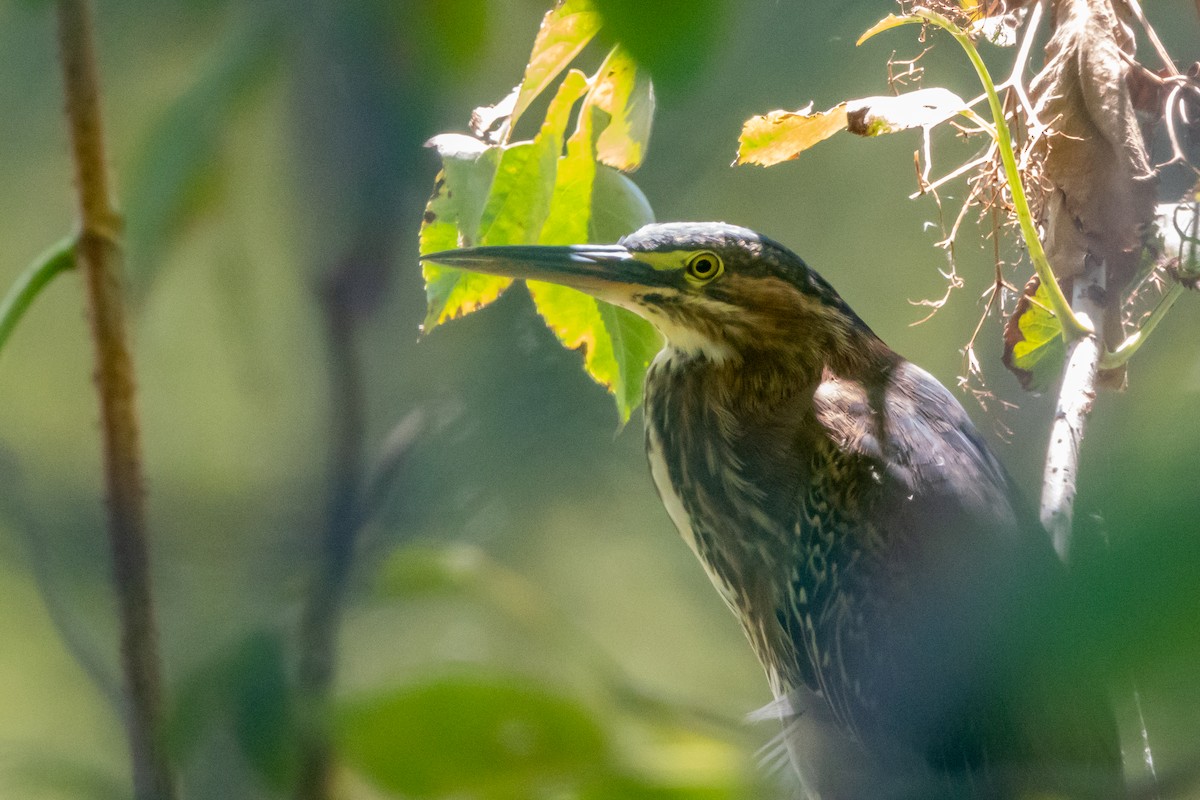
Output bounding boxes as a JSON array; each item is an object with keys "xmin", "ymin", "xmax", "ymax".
[{"xmin": 685, "ymin": 251, "xmax": 724, "ymax": 283}]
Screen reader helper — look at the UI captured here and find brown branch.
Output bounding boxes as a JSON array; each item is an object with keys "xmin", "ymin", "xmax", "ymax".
[
  {"xmin": 53, "ymin": 2, "xmax": 175, "ymax": 799},
  {"xmin": 294, "ymin": 268, "xmax": 368, "ymax": 800}
]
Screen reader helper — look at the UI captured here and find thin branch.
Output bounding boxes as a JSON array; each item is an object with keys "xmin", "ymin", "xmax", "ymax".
[
  {"xmin": 1010, "ymin": 1, "xmax": 1045, "ymax": 92},
  {"xmin": 1105, "ymin": 200, "xmax": 1198, "ymax": 364},
  {"xmin": 910, "ymin": 147, "xmax": 990, "ymax": 198},
  {"xmin": 1124, "ymin": 0, "xmax": 1179, "ymax": 76},
  {"xmin": 1007, "ymin": 1, "xmax": 1049, "ymax": 141},
  {"xmin": 1039, "ymin": 261, "xmax": 1105, "ymax": 562},
  {"xmin": 1158, "ymin": 84, "xmax": 1200, "ymax": 173},
  {"xmin": 294, "ymin": 269, "xmax": 369, "ymax": 800},
  {"xmin": 956, "ymin": 2, "xmax": 1046, "ymax": 138},
  {"xmin": 53, "ymin": 2, "xmax": 175, "ymax": 799},
  {"xmin": 912, "ymin": 8, "xmax": 1094, "ymax": 340}
]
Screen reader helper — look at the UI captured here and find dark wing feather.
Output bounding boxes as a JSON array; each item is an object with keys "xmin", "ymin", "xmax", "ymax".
[{"xmin": 792, "ymin": 361, "xmax": 1121, "ymax": 797}]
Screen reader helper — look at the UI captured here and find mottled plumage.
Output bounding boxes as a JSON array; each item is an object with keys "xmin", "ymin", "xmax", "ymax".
[{"xmin": 423, "ymin": 223, "xmax": 1122, "ymax": 800}]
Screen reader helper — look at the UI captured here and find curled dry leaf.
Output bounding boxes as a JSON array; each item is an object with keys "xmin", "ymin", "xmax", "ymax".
[
  {"xmin": 958, "ymin": 1, "xmax": 1038, "ymax": 19},
  {"xmin": 999, "ymin": 0, "xmax": 1158, "ymax": 391},
  {"xmin": 968, "ymin": 10, "xmax": 1025, "ymax": 46},
  {"xmin": 470, "ymin": 87, "xmax": 519, "ymax": 143},
  {"xmin": 736, "ymin": 88, "xmax": 967, "ymax": 167},
  {"xmin": 1030, "ymin": 0, "xmax": 1156, "ymax": 290}
]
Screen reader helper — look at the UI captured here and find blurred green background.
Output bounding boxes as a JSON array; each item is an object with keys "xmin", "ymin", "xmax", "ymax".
[{"xmin": 0, "ymin": 0, "xmax": 1197, "ymax": 797}]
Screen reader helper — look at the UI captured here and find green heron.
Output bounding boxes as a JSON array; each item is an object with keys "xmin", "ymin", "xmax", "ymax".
[{"xmin": 423, "ymin": 223, "xmax": 1121, "ymax": 799}]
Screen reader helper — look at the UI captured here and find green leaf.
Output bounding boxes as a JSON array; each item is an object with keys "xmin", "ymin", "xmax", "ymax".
[
  {"xmin": 1002, "ymin": 279, "xmax": 1066, "ymax": 391},
  {"xmin": 599, "ymin": 302, "xmax": 662, "ymax": 417},
  {"xmin": 420, "ymin": 137, "xmax": 506, "ymax": 330},
  {"xmin": 419, "ymin": 44, "xmax": 661, "ymax": 419},
  {"xmin": 591, "ymin": 165, "xmax": 655, "ymax": 242},
  {"xmin": 338, "ymin": 675, "xmax": 611, "ymax": 798},
  {"xmin": 0, "ymin": 236, "xmax": 75, "ymax": 361},
  {"xmin": 422, "ymin": 70, "xmax": 589, "ymax": 331},
  {"xmin": 476, "ymin": 144, "xmax": 555, "ymax": 247},
  {"xmin": 231, "ymin": 634, "xmax": 297, "ymax": 790},
  {"xmin": 539, "ymin": 102, "xmax": 603, "ymax": 246},
  {"xmin": 480, "ymin": 69, "xmax": 590, "ymax": 245},
  {"xmin": 529, "ymin": 282, "xmax": 660, "ymax": 422},
  {"xmin": 586, "ymin": 46, "xmax": 655, "ymax": 171},
  {"xmin": 530, "ymin": 103, "xmax": 660, "ymax": 421},
  {"xmin": 512, "ymin": 0, "xmax": 602, "ymax": 129},
  {"xmin": 590, "ymin": 166, "xmax": 660, "ymax": 416},
  {"xmin": 374, "ymin": 544, "xmax": 565, "ymax": 638},
  {"xmin": 581, "ymin": 776, "xmax": 742, "ymax": 800}
]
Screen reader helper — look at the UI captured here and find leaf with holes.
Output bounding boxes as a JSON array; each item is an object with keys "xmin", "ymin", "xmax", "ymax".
[{"xmin": 845, "ymin": 88, "xmax": 967, "ymax": 136}]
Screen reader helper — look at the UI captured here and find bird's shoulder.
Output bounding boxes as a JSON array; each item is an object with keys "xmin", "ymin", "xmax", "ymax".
[{"xmin": 810, "ymin": 359, "xmax": 1018, "ymax": 527}]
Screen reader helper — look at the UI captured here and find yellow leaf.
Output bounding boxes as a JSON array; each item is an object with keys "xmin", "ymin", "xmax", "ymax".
[
  {"xmin": 735, "ymin": 104, "xmax": 848, "ymax": 167},
  {"xmin": 512, "ymin": 0, "xmax": 602, "ymax": 128},
  {"xmin": 856, "ymin": 13, "xmax": 920, "ymax": 47}
]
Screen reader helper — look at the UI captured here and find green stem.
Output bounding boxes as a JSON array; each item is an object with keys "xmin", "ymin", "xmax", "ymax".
[
  {"xmin": 958, "ymin": 108, "xmax": 997, "ymax": 139},
  {"xmin": 879, "ymin": 8, "xmax": 1094, "ymax": 340},
  {"xmin": 0, "ymin": 236, "xmax": 75, "ymax": 358},
  {"xmin": 1099, "ymin": 283, "xmax": 1185, "ymax": 369}
]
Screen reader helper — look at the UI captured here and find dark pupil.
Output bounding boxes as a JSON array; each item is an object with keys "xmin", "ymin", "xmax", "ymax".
[{"xmin": 693, "ymin": 257, "xmax": 715, "ymax": 275}]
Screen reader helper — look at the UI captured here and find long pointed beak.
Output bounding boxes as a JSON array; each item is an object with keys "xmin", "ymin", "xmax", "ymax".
[{"xmin": 420, "ymin": 244, "xmax": 668, "ymax": 299}]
